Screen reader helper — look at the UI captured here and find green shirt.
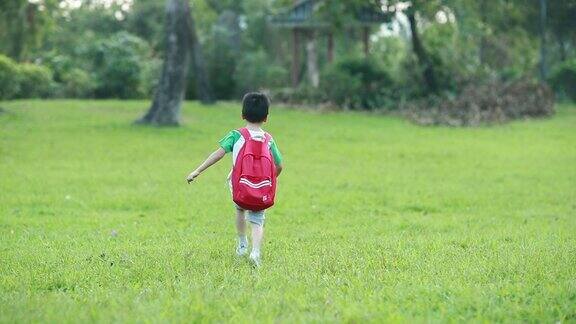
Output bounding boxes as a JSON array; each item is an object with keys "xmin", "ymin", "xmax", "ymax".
[{"xmin": 219, "ymin": 129, "xmax": 283, "ymax": 166}]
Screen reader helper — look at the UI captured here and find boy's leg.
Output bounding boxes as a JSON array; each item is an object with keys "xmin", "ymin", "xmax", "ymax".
[
  {"xmin": 236, "ymin": 207, "xmax": 248, "ymax": 256},
  {"xmin": 250, "ymin": 222, "xmax": 264, "ymax": 255},
  {"xmin": 247, "ymin": 211, "xmax": 265, "ymax": 266},
  {"xmin": 236, "ymin": 207, "xmax": 247, "ymax": 237}
]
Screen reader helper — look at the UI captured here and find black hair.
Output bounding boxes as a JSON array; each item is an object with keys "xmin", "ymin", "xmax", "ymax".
[{"xmin": 242, "ymin": 92, "xmax": 269, "ymax": 123}]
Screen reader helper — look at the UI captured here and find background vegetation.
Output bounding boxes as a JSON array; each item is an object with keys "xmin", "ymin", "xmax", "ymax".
[{"xmin": 0, "ymin": 0, "xmax": 574, "ymax": 108}]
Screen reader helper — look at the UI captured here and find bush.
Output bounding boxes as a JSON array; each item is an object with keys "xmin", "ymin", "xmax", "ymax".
[
  {"xmin": 319, "ymin": 65, "xmax": 362, "ymax": 108},
  {"xmin": 141, "ymin": 57, "xmax": 162, "ymax": 97},
  {"xmin": 40, "ymin": 52, "xmax": 76, "ymax": 84},
  {"xmin": 16, "ymin": 63, "xmax": 54, "ymax": 98},
  {"xmin": 233, "ymin": 50, "xmax": 288, "ymax": 96},
  {"xmin": 88, "ymin": 32, "xmax": 151, "ymax": 99},
  {"xmin": 270, "ymin": 85, "xmax": 325, "ymax": 106},
  {"xmin": 320, "ymin": 57, "xmax": 396, "ymax": 110},
  {"xmin": 206, "ymin": 13, "xmax": 240, "ymax": 100},
  {"xmin": 0, "ymin": 55, "xmax": 20, "ymax": 100},
  {"xmin": 60, "ymin": 68, "xmax": 94, "ymax": 98},
  {"xmin": 550, "ymin": 59, "xmax": 576, "ymax": 101}
]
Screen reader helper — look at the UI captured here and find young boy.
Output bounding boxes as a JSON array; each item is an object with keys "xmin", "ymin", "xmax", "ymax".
[{"xmin": 186, "ymin": 92, "xmax": 283, "ymax": 267}]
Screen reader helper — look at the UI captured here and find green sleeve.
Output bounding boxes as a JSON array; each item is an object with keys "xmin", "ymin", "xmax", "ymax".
[
  {"xmin": 270, "ymin": 139, "xmax": 283, "ymax": 166},
  {"xmin": 218, "ymin": 130, "xmax": 241, "ymax": 153}
]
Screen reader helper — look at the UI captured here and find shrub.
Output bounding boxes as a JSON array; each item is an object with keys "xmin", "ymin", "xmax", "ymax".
[
  {"xmin": 271, "ymin": 85, "xmax": 325, "ymax": 106},
  {"xmin": 88, "ymin": 32, "xmax": 151, "ymax": 99},
  {"xmin": 320, "ymin": 57, "xmax": 396, "ymax": 110},
  {"xmin": 550, "ymin": 59, "xmax": 576, "ymax": 101},
  {"xmin": 60, "ymin": 68, "xmax": 94, "ymax": 98},
  {"xmin": 141, "ymin": 57, "xmax": 162, "ymax": 97},
  {"xmin": 40, "ymin": 52, "xmax": 76, "ymax": 84},
  {"xmin": 206, "ymin": 13, "xmax": 240, "ymax": 100},
  {"xmin": 233, "ymin": 50, "xmax": 288, "ymax": 96},
  {"xmin": 0, "ymin": 55, "xmax": 20, "ymax": 100},
  {"xmin": 319, "ymin": 64, "xmax": 362, "ymax": 108},
  {"xmin": 16, "ymin": 63, "xmax": 54, "ymax": 98}
]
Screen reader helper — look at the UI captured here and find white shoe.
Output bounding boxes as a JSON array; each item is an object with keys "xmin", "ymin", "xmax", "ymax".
[
  {"xmin": 236, "ymin": 243, "xmax": 248, "ymax": 256},
  {"xmin": 249, "ymin": 251, "xmax": 261, "ymax": 268}
]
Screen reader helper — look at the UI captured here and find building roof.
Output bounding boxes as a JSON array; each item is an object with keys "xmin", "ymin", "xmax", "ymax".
[{"xmin": 270, "ymin": 0, "xmax": 392, "ymax": 28}]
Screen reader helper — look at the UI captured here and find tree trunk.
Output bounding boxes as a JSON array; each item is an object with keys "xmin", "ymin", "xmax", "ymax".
[
  {"xmin": 539, "ymin": 0, "xmax": 548, "ymax": 81},
  {"xmin": 136, "ymin": 0, "xmax": 191, "ymax": 126},
  {"xmin": 362, "ymin": 26, "xmax": 370, "ymax": 58},
  {"xmin": 187, "ymin": 7, "xmax": 214, "ymax": 104},
  {"xmin": 305, "ymin": 31, "xmax": 319, "ymax": 88},
  {"xmin": 327, "ymin": 32, "xmax": 334, "ymax": 63},
  {"xmin": 407, "ymin": 10, "xmax": 439, "ymax": 93},
  {"xmin": 291, "ymin": 28, "xmax": 301, "ymax": 87},
  {"xmin": 10, "ymin": 4, "xmax": 26, "ymax": 61},
  {"xmin": 558, "ymin": 36, "xmax": 567, "ymax": 62},
  {"xmin": 479, "ymin": 0, "xmax": 488, "ymax": 65},
  {"xmin": 136, "ymin": 0, "xmax": 214, "ymax": 125}
]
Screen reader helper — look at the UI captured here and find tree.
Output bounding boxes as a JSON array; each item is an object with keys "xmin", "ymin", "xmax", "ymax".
[
  {"xmin": 539, "ymin": 0, "xmax": 547, "ymax": 81},
  {"xmin": 136, "ymin": 0, "xmax": 213, "ymax": 126},
  {"xmin": 406, "ymin": 4, "xmax": 439, "ymax": 93},
  {"xmin": 205, "ymin": 6, "xmax": 241, "ymax": 98},
  {"xmin": 546, "ymin": 0, "xmax": 576, "ymax": 63},
  {"xmin": 188, "ymin": 8, "xmax": 214, "ymax": 105},
  {"xmin": 0, "ymin": 0, "xmax": 57, "ymax": 61}
]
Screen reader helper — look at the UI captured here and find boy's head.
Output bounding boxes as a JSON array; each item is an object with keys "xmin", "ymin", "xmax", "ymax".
[{"xmin": 242, "ymin": 92, "xmax": 269, "ymax": 123}]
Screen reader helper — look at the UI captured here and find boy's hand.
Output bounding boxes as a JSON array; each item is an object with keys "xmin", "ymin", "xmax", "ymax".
[{"xmin": 186, "ymin": 170, "xmax": 200, "ymax": 184}]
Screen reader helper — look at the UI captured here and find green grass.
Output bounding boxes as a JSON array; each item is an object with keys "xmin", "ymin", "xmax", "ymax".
[{"xmin": 1, "ymin": 100, "xmax": 575, "ymax": 323}]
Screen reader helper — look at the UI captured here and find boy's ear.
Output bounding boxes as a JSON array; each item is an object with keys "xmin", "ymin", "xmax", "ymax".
[{"xmin": 241, "ymin": 114, "xmax": 246, "ymax": 120}]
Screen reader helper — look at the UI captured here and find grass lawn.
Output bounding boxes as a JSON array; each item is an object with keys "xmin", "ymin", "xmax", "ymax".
[{"xmin": 1, "ymin": 100, "xmax": 575, "ymax": 322}]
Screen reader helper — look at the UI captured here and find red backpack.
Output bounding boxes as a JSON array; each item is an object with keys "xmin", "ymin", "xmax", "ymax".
[{"xmin": 231, "ymin": 128, "xmax": 277, "ymax": 211}]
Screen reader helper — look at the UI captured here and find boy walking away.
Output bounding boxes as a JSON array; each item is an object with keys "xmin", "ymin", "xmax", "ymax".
[{"xmin": 186, "ymin": 93, "xmax": 283, "ymax": 267}]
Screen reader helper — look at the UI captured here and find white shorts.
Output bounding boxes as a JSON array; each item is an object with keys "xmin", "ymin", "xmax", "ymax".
[
  {"xmin": 229, "ymin": 178, "xmax": 265, "ymax": 226},
  {"xmin": 235, "ymin": 205, "xmax": 265, "ymax": 226}
]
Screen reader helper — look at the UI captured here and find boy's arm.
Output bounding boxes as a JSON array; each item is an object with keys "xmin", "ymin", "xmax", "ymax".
[
  {"xmin": 270, "ymin": 138, "xmax": 283, "ymax": 177},
  {"xmin": 186, "ymin": 147, "xmax": 226, "ymax": 183}
]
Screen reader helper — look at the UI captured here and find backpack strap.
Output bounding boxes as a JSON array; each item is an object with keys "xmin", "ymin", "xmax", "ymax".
[
  {"xmin": 238, "ymin": 127, "xmax": 270, "ymax": 145},
  {"xmin": 238, "ymin": 127, "xmax": 251, "ymax": 141}
]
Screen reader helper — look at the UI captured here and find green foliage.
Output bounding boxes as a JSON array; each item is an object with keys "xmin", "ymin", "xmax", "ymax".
[
  {"xmin": 320, "ymin": 57, "xmax": 396, "ymax": 110},
  {"xmin": 205, "ymin": 11, "xmax": 240, "ymax": 99},
  {"xmin": 141, "ymin": 57, "xmax": 163, "ymax": 98},
  {"xmin": 0, "ymin": 54, "xmax": 57, "ymax": 100},
  {"xmin": 88, "ymin": 32, "xmax": 151, "ymax": 99},
  {"xmin": 0, "ymin": 0, "xmax": 58, "ymax": 61},
  {"xmin": 482, "ymin": 30, "xmax": 539, "ymax": 81},
  {"xmin": 40, "ymin": 52, "xmax": 76, "ymax": 84},
  {"xmin": 16, "ymin": 63, "xmax": 54, "ymax": 98},
  {"xmin": 396, "ymin": 21, "xmax": 474, "ymax": 96},
  {"xmin": 371, "ymin": 36, "xmax": 408, "ymax": 80},
  {"xmin": 0, "ymin": 101, "xmax": 575, "ymax": 322},
  {"xmin": 420, "ymin": 23, "xmax": 464, "ymax": 92},
  {"xmin": 59, "ymin": 68, "xmax": 95, "ymax": 98},
  {"xmin": 0, "ymin": 0, "xmax": 572, "ymax": 102},
  {"xmin": 0, "ymin": 55, "xmax": 20, "ymax": 100},
  {"xmin": 233, "ymin": 50, "xmax": 288, "ymax": 95},
  {"xmin": 126, "ymin": 0, "xmax": 166, "ymax": 51},
  {"xmin": 550, "ymin": 59, "xmax": 576, "ymax": 102},
  {"xmin": 319, "ymin": 63, "xmax": 361, "ymax": 108}
]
